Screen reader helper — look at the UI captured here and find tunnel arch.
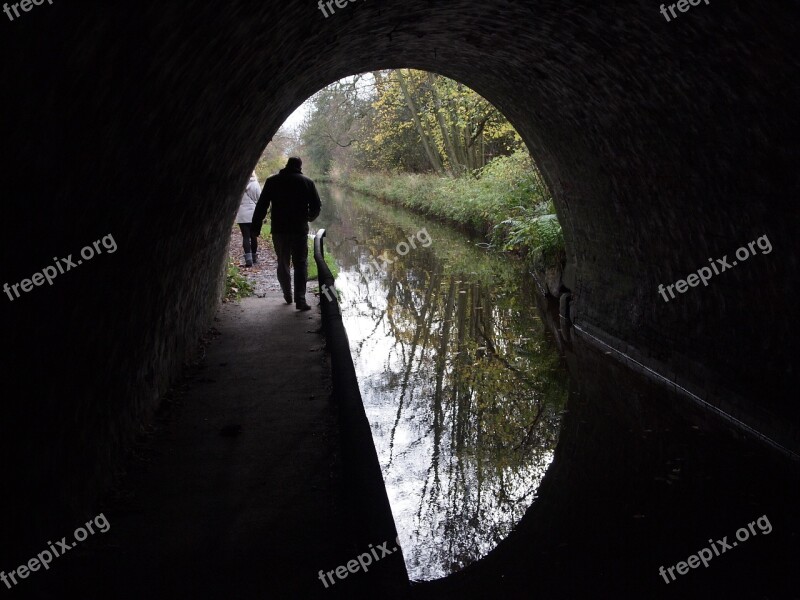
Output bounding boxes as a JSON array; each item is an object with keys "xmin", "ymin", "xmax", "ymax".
[
  {"xmin": 1, "ymin": 0, "xmax": 798, "ymax": 565},
  {"xmin": 224, "ymin": 2, "xmax": 798, "ymax": 454}
]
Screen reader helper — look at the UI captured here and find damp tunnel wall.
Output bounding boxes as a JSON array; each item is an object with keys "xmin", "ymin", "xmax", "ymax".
[{"xmin": 0, "ymin": 0, "xmax": 798, "ymax": 551}]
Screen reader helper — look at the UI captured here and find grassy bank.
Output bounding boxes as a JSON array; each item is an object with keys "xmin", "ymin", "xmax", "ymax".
[
  {"xmin": 224, "ymin": 260, "xmax": 254, "ymax": 301},
  {"xmin": 335, "ymin": 150, "xmax": 565, "ymax": 271}
]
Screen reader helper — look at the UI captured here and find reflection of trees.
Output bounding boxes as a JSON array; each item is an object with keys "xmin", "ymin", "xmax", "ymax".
[
  {"xmin": 321, "ymin": 184, "xmax": 567, "ymax": 580},
  {"xmin": 378, "ymin": 261, "xmax": 567, "ymax": 580},
  {"xmin": 386, "ymin": 265, "xmax": 440, "ymax": 468}
]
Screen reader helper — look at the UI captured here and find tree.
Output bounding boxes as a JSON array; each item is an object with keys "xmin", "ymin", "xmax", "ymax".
[
  {"xmin": 289, "ymin": 69, "xmax": 525, "ymax": 177},
  {"xmin": 296, "ymin": 75, "xmax": 373, "ymax": 176},
  {"xmin": 361, "ymin": 70, "xmax": 524, "ymax": 176},
  {"xmin": 256, "ymin": 125, "xmax": 299, "ymax": 180}
]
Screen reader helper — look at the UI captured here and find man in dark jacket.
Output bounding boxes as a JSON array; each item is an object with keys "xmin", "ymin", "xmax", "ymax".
[{"xmin": 252, "ymin": 157, "xmax": 322, "ymax": 311}]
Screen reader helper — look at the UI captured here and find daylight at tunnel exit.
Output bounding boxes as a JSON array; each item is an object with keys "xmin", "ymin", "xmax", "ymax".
[{"xmin": 1, "ymin": 1, "xmax": 798, "ymax": 599}]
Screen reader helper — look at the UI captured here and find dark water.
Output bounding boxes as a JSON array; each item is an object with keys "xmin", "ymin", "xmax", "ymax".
[{"xmin": 313, "ymin": 184, "xmax": 569, "ymax": 581}]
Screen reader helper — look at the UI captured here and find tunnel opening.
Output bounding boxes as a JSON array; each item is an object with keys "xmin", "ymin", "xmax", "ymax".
[
  {"xmin": 2, "ymin": 1, "xmax": 798, "ymax": 597},
  {"xmin": 233, "ymin": 69, "xmax": 571, "ymax": 581}
]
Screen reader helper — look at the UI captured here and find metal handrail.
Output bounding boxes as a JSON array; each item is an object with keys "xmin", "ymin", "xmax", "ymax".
[{"xmin": 313, "ymin": 228, "xmax": 337, "ymax": 309}]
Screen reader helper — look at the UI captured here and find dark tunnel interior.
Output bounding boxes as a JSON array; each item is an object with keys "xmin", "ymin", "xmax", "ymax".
[{"xmin": 1, "ymin": 0, "xmax": 798, "ymax": 598}]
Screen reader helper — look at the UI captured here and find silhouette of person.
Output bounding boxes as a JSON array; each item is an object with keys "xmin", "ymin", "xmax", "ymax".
[{"xmin": 252, "ymin": 157, "xmax": 321, "ymax": 310}]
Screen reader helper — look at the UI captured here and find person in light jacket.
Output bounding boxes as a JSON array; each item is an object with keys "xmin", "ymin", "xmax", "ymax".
[{"xmin": 236, "ymin": 171, "xmax": 261, "ymax": 267}]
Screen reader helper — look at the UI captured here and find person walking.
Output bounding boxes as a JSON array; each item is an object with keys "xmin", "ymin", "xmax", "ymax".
[
  {"xmin": 236, "ymin": 171, "xmax": 261, "ymax": 267},
  {"xmin": 252, "ymin": 157, "xmax": 321, "ymax": 311}
]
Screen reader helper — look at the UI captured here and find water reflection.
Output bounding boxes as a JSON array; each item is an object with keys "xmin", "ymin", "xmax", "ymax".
[{"xmin": 315, "ymin": 185, "xmax": 568, "ymax": 581}]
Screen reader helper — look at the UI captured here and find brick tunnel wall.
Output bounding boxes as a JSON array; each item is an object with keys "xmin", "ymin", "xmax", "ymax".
[{"xmin": 1, "ymin": 0, "xmax": 797, "ymax": 549}]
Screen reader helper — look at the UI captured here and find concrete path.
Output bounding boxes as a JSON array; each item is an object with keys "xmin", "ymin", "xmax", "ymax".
[{"xmin": 30, "ymin": 294, "xmax": 366, "ymax": 599}]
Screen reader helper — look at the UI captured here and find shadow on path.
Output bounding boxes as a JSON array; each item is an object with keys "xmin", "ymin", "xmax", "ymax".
[{"xmin": 29, "ymin": 296, "xmax": 365, "ymax": 599}]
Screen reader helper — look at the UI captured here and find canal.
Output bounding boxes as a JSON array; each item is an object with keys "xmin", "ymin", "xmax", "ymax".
[{"xmin": 313, "ymin": 184, "xmax": 569, "ymax": 581}]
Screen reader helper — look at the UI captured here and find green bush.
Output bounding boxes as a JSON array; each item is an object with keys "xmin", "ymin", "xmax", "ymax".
[{"xmin": 224, "ymin": 260, "xmax": 254, "ymax": 301}]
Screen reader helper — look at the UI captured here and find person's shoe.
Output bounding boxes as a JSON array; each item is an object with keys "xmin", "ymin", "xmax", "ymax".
[
  {"xmin": 252, "ymin": 253, "xmax": 258, "ymax": 264},
  {"xmin": 283, "ymin": 291, "xmax": 293, "ymax": 304},
  {"xmin": 295, "ymin": 300, "xmax": 312, "ymax": 311},
  {"xmin": 244, "ymin": 253, "xmax": 253, "ymax": 267}
]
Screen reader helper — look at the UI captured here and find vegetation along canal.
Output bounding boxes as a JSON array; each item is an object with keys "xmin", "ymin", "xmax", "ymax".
[{"xmin": 313, "ymin": 184, "xmax": 569, "ymax": 581}]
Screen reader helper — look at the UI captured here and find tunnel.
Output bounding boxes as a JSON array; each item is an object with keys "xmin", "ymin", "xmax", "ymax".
[{"xmin": 1, "ymin": 0, "xmax": 798, "ymax": 597}]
